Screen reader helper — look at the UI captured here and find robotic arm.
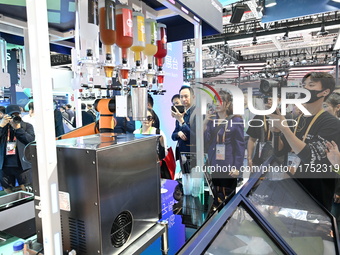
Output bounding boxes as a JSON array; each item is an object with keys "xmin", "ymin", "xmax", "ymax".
[{"xmin": 57, "ymin": 98, "xmax": 116, "ymax": 140}]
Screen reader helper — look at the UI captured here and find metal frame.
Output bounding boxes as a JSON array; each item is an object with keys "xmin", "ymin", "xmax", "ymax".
[{"xmin": 203, "ymin": 11, "xmax": 340, "ymax": 44}]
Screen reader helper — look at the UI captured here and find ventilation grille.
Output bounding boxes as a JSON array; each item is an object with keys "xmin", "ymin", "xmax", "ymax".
[
  {"xmin": 110, "ymin": 211, "xmax": 133, "ymax": 248},
  {"xmin": 60, "ymin": 215, "xmax": 64, "ymax": 245},
  {"xmin": 69, "ymin": 217, "xmax": 87, "ymax": 254}
]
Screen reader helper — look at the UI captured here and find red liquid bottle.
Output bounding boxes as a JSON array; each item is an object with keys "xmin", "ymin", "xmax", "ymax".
[
  {"xmin": 115, "ymin": 6, "xmax": 133, "ymax": 64},
  {"xmin": 154, "ymin": 23, "xmax": 167, "ymax": 69}
]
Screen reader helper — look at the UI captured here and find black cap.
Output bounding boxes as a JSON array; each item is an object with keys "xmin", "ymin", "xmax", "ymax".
[{"xmin": 6, "ymin": 105, "xmax": 21, "ymax": 115}]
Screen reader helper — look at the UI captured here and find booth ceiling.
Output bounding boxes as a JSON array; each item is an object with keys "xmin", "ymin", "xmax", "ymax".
[{"xmin": 0, "ymin": 0, "xmax": 223, "ymax": 50}]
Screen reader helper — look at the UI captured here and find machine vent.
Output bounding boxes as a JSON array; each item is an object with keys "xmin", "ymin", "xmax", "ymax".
[
  {"xmin": 69, "ymin": 217, "xmax": 87, "ymax": 254},
  {"xmin": 110, "ymin": 211, "xmax": 133, "ymax": 248},
  {"xmin": 60, "ymin": 215, "xmax": 64, "ymax": 245}
]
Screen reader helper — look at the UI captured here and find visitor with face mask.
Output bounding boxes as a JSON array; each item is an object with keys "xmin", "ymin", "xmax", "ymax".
[
  {"xmin": 269, "ymin": 72, "xmax": 340, "ymax": 211},
  {"xmin": 323, "ymin": 92, "xmax": 340, "ymax": 118}
]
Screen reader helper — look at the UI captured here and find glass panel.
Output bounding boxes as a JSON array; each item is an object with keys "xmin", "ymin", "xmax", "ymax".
[
  {"xmin": 205, "ymin": 206, "xmax": 284, "ymax": 255},
  {"xmin": 248, "ymin": 172, "xmax": 336, "ymax": 255}
]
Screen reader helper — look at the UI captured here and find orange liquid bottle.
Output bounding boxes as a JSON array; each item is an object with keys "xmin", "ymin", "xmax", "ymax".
[
  {"xmin": 115, "ymin": 6, "xmax": 133, "ymax": 64},
  {"xmin": 99, "ymin": 7, "xmax": 116, "ymax": 55}
]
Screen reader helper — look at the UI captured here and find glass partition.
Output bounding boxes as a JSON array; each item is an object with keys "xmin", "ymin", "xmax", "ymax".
[
  {"xmin": 247, "ymin": 172, "xmax": 337, "ymax": 255},
  {"xmin": 205, "ymin": 205, "xmax": 285, "ymax": 255}
]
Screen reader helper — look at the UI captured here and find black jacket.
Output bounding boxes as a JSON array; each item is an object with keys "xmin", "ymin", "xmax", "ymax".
[{"xmin": 0, "ymin": 121, "xmax": 35, "ymax": 171}]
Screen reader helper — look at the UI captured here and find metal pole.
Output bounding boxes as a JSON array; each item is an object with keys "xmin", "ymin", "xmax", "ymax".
[
  {"xmin": 160, "ymin": 221, "xmax": 169, "ymax": 255},
  {"xmin": 336, "ymin": 51, "xmax": 339, "ymax": 88},
  {"xmin": 25, "ymin": 0, "xmax": 62, "ymax": 254},
  {"xmin": 194, "ymin": 22, "xmax": 204, "ymax": 194}
]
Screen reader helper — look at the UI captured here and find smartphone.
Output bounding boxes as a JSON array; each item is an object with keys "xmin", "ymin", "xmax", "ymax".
[
  {"xmin": 172, "ymin": 105, "xmax": 185, "ymax": 113},
  {"xmin": 207, "ymin": 103, "xmax": 216, "ymax": 115}
]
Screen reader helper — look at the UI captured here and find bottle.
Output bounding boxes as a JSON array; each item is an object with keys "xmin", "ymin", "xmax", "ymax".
[
  {"xmin": 115, "ymin": 5, "xmax": 133, "ymax": 64},
  {"xmin": 130, "ymin": 12, "xmax": 145, "ymax": 65},
  {"xmin": 12, "ymin": 241, "xmax": 27, "ymax": 255},
  {"xmin": 143, "ymin": 19, "xmax": 158, "ymax": 68},
  {"xmin": 99, "ymin": 0, "xmax": 116, "ymax": 58},
  {"xmin": 154, "ymin": 23, "xmax": 167, "ymax": 69}
]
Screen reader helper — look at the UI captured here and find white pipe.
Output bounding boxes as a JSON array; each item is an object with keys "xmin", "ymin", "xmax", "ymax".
[
  {"xmin": 194, "ymin": 23, "xmax": 205, "ymax": 194},
  {"xmin": 25, "ymin": 0, "xmax": 62, "ymax": 254}
]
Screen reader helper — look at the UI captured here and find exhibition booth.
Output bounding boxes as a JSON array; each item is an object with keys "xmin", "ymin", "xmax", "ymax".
[{"xmin": 0, "ymin": 0, "xmax": 339, "ymax": 254}]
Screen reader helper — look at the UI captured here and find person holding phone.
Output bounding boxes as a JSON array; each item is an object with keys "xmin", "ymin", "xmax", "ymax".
[
  {"xmin": 171, "ymin": 86, "xmax": 196, "ymax": 161},
  {"xmin": 171, "ymin": 94, "xmax": 184, "ymax": 119},
  {"xmin": 0, "ymin": 105, "xmax": 35, "ymax": 193},
  {"xmin": 269, "ymin": 72, "xmax": 340, "ymax": 211},
  {"xmin": 204, "ymin": 90, "xmax": 245, "ymax": 201}
]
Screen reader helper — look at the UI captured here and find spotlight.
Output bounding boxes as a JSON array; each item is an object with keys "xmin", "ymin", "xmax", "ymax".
[
  {"xmin": 208, "ymin": 46, "xmax": 216, "ymax": 57},
  {"xmin": 265, "ymin": 0, "xmax": 277, "ymax": 7},
  {"xmin": 186, "ymin": 44, "xmax": 192, "ymax": 54},
  {"xmin": 252, "ymin": 21, "xmax": 257, "ymax": 45},
  {"xmin": 282, "ymin": 30, "xmax": 289, "ymax": 40},
  {"xmin": 252, "ymin": 34, "xmax": 257, "ymax": 45},
  {"xmin": 317, "ymin": 14, "xmax": 329, "ymax": 36}
]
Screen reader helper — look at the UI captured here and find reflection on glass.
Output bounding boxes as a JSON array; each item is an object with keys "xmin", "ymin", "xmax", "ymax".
[
  {"xmin": 205, "ymin": 206, "xmax": 284, "ymax": 255},
  {"xmin": 247, "ymin": 172, "xmax": 336, "ymax": 255}
]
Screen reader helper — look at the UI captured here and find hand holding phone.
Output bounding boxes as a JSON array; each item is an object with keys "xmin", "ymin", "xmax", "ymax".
[{"xmin": 171, "ymin": 105, "xmax": 185, "ymax": 113}]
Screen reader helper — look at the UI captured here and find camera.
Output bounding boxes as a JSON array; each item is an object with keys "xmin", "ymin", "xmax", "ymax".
[
  {"xmin": 259, "ymin": 77, "xmax": 287, "ymax": 95},
  {"xmin": 11, "ymin": 114, "xmax": 22, "ymax": 124}
]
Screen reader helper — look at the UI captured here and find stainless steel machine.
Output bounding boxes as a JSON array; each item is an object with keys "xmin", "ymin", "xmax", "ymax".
[{"xmin": 31, "ymin": 134, "xmax": 161, "ymax": 255}]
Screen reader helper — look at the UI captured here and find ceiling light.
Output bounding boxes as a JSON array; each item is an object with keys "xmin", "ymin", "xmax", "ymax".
[{"xmin": 265, "ymin": 0, "xmax": 277, "ymax": 7}]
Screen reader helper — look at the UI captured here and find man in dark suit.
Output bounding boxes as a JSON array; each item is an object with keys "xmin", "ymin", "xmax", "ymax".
[
  {"xmin": 0, "ymin": 104, "xmax": 35, "ymax": 193},
  {"xmin": 171, "ymin": 86, "xmax": 196, "ymax": 161}
]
